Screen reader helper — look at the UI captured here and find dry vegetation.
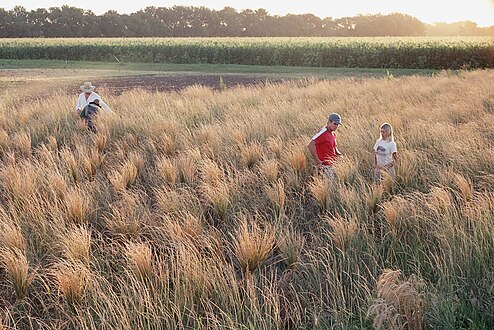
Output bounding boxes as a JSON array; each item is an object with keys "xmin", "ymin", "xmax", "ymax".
[{"xmin": 0, "ymin": 69, "xmax": 493, "ymax": 329}]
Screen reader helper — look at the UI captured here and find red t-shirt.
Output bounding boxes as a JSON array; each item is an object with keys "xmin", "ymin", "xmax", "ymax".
[{"xmin": 311, "ymin": 127, "xmax": 337, "ymax": 166}]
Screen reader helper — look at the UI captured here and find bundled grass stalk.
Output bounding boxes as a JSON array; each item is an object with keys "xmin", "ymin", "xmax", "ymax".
[
  {"xmin": 0, "ymin": 247, "xmax": 35, "ymax": 300},
  {"xmin": 125, "ymin": 241, "xmax": 154, "ymax": 280},
  {"xmin": 0, "ymin": 218, "xmax": 26, "ymax": 253},
  {"xmin": 233, "ymin": 217, "xmax": 275, "ymax": 279},
  {"xmin": 367, "ymin": 269, "xmax": 425, "ymax": 330},
  {"xmin": 201, "ymin": 180, "xmax": 231, "ymax": 221},
  {"xmin": 64, "ymin": 187, "xmax": 92, "ymax": 225},
  {"xmin": 308, "ymin": 175, "xmax": 336, "ymax": 213},
  {"xmin": 52, "ymin": 260, "xmax": 91, "ymax": 307},
  {"xmin": 156, "ymin": 156, "xmax": 178, "ymax": 185},
  {"xmin": 325, "ymin": 215, "xmax": 359, "ymax": 254},
  {"xmin": 265, "ymin": 180, "xmax": 286, "ymax": 220},
  {"xmin": 59, "ymin": 225, "xmax": 91, "ymax": 265},
  {"xmin": 258, "ymin": 158, "xmax": 279, "ymax": 183}
]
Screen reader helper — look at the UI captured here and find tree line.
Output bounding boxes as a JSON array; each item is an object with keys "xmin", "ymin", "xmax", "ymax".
[{"xmin": 1, "ymin": 5, "xmax": 493, "ymax": 38}]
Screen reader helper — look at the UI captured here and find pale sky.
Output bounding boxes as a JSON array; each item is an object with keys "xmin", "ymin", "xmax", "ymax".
[{"xmin": 2, "ymin": 0, "xmax": 494, "ymax": 27}]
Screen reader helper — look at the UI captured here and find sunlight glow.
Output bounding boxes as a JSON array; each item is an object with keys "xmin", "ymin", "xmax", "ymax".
[{"xmin": 1, "ymin": 0, "xmax": 493, "ymax": 27}]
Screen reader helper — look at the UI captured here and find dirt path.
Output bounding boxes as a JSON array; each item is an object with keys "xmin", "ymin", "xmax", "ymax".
[
  {"xmin": 0, "ymin": 69, "xmax": 286, "ymax": 100},
  {"xmin": 93, "ymin": 73, "xmax": 283, "ymax": 95}
]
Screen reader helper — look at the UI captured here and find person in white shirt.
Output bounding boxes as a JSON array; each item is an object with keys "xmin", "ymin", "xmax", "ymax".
[
  {"xmin": 76, "ymin": 82, "xmax": 111, "ymax": 114},
  {"xmin": 373, "ymin": 123, "xmax": 398, "ymax": 182}
]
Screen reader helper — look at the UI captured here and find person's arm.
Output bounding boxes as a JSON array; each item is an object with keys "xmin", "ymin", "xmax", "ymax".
[
  {"xmin": 307, "ymin": 139, "xmax": 322, "ymax": 166},
  {"xmin": 335, "ymin": 147, "xmax": 342, "ymax": 156},
  {"xmin": 98, "ymin": 99, "xmax": 112, "ymax": 112},
  {"xmin": 91, "ymin": 93, "xmax": 111, "ymax": 112},
  {"xmin": 391, "ymin": 152, "xmax": 398, "ymax": 167}
]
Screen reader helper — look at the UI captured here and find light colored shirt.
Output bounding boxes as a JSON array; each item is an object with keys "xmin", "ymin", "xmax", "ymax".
[
  {"xmin": 374, "ymin": 139, "xmax": 397, "ymax": 166},
  {"xmin": 76, "ymin": 92, "xmax": 111, "ymax": 112}
]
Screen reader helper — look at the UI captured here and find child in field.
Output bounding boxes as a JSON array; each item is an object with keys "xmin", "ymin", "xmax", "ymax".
[
  {"xmin": 80, "ymin": 99, "xmax": 102, "ymax": 133},
  {"xmin": 307, "ymin": 113, "xmax": 343, "ymax": 179},
  {"xmin": 373, "ymin": 123, "xmax": 398, "ymax": 181}
]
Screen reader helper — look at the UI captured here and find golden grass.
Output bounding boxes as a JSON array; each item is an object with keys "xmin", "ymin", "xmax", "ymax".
[
  {"xmin": 278, "ymin": 228, "xmax": 305, "ymax": 269},
  {"xmin": 233, "ymin": 217, "xmax": 276, "ymax": 277},
  {"xmin": 52, "ymin": 260, "xmax": 91, "ymax": 306},
  {"xmin": 0, "ymin": 216, "xmax": 26, "ymax": 253},
  {"xmin": 125, "ymin": 241, "xmax": 154, "ymax": 279},
  {"xmin": 265, "ymin": 180, "xmax": 286, "ymax": 219},
  {"xmin": 367, "ymin": 269, "xmax": 424, "ymax": 330},
  {"xmin": 156, "ymin": 155, "xmax": 178, "ymax": 185},
  {"xmin": 59, "ymin": 225, "xmax": 91, "ymax": 265},
  {"xmin": 325, "ymin": 215, "xmax": 359, "ymax": 253},
  {"xmin": 109, "ymin": 157, "xmax": 140, "ymax": 191},
  {"xmin": 0, "ymin": 247, "xmax": 35, "ymax": 300},
  {"xmin": 63, "ymin": 187, "xmax": 92, "ymax": 225},
  {"xmin": 104, "ymin": 192, "xmax": 145, "ymax": 239},
  {"xmin": 0, "ymin": 69, "xmax": 493, "ymax": 328},
  {"xmin": 258, "ymin": 158, "xmax": 279, "ymax": 183},
  {"xmin": 308, "ymin": 175, "xmax": 336, "ymax": 213},
  {"xmin": 240, "ymin": 142, "xmax": 263, "ymax": 168},
  {"xmin": 200, "ymin": 180, "xmax": 232, "ymax": 220}
]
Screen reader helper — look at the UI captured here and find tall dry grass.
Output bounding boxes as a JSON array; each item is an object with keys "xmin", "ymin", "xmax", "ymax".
[{"xmin": 0, "ymin": 69, "xmax": 493, "ymax": 328}]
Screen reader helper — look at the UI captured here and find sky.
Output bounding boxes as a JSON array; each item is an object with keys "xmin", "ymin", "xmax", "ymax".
[{"xmin": 2, "ymin": 0, "xmax": 494, "ymax": 27}]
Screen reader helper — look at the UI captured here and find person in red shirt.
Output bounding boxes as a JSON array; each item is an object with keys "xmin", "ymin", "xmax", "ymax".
[{"xmin": 307, "ymin": 113, "xmax": 342, "ymax": 179}]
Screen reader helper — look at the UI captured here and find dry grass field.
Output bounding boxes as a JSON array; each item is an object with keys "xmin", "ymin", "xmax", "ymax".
[{"xmin": 0, "ymin": 68, "xmax": 493, "ymax": 329}]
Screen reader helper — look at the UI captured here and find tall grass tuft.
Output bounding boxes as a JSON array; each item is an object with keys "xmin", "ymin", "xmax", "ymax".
[
  {"xmin": 109, "ymin": 154, "xmax": 144, "ymax": 191},
  {"xmin": 0, "ymin": 247, "xmax": 35, "ymax": 300},
  {"xmin": 284, "ymin": 147, "xmax": 307, "ymax": 175},
  {"xmin": 258, "ymin": 158, "xmax": 279, "ymax": 183},
  {"xmin": 176, "ymin": 152, "xmax": 199, "ymax": 184},
  {"xmin": 278, "ymin": 228, "xmax": 305, "ymax": 270},
  {"xmin": 265, "ymin": 180, "xmax": 286, "ymax": 220},
  {"xmin": 104, "ymin": 192, "xmax": 144, "ymax": 239},
  {"xmin": 64, "ymin": 187, "xmax": 92, "ymax": 225},
  {"xmin": 10, "ymin": 131, "xmax": 32, "ymax": 157},
  {"xmin": 59, "ymin": 226, "xmax": 91, "ymax": 265},
  {"xmin": 241, "ymin": 142, "xmax": 263, "ymax": 168},
  {"xmin": 201, "ymin": 180, "xmax": 231, "ymax": 221},
  {"xmin": 325, "ymin": 215, "xmax": 359, "ymax": 253},
  {"xmin": 0, "ymin": 219, "xmax": 26, "ymax": 253},
  {"xmin": 156, "ymin": 156, "xmax": 177, "ymax": 185},
  {"xmin": 367, "ymin": 269, "xmax": 425, "ymax": 330},
  {"xmin": 308, "ymin": 175, "xmax": 336, "ymax": 213},
  {"xmin": 125, "ymin": 241, "xmax": 154, "ymax": 280},
  {"xmin": 52, "ymin": 260, "xmax": 91, "ymax": 306},
  {"xmin": 233, "ymin": 217, "xmax": 275, "ymax": 278}
]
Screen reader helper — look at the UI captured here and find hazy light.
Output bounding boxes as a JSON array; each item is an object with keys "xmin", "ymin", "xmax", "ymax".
[{"xmin": 1, "ymin": 0, "xmax": 493, "ymax": 27}]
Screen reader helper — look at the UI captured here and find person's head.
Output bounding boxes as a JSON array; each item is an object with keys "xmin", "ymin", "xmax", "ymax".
[
  {"xmin": 380, "ymin": 123, "xmax": 394, "ymax": 141},
  {"xmin": 80, "ymin": 81, "xmax": 95, "ymax": 95},
  {"xmin": 327, "ymin": 113, "xmax": 342, "ymax": 132}
]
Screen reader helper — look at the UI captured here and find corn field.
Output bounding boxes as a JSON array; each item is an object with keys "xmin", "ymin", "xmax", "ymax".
[
  {"xmin": 1, "ymin": 37, "xmax": 493, "ymax": 69},
  {"xmin": 0, "ymin": 69, "xmax": 493, "ymax": 329}
]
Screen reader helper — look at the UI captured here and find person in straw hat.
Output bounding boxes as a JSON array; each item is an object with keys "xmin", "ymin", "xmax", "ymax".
[{"xmin": 75, "ymin": 81, "xmax": 111, "ymax": 114}]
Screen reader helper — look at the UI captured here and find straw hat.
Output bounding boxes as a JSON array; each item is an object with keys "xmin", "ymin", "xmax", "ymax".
[{"xmin": 80, "ymin": 82, "xmax": 95, "ymax": 93}]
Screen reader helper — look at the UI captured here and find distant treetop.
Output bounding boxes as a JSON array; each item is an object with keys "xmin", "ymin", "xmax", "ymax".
[{"xmin": 0, "ymin": 5, "xmax": 492, "ymax": 37}]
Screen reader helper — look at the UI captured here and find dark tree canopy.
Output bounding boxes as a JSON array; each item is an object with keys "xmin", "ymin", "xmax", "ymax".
[{"xmin": 0, "ymin": 5, "xmax": 492, "ymax": 38}]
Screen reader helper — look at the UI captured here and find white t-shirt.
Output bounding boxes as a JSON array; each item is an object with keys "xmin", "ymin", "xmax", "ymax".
[
  {"xmin": 374, "ymin": 139, "xmax": 397, "ymax": 166},
  {"xmin": 76, "ymin": 92, "xmax": 111, "ymax": 112}
]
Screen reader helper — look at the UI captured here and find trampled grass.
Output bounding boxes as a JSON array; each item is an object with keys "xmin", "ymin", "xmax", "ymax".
[{"xmin": 0, "ymin": 69, "xmax": 493, "ymax": 328}]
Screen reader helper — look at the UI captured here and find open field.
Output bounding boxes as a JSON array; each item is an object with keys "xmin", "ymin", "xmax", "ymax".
[
  {"xmin": 0, "ymin": 65, "xmax": 493, "ymax": 329},
  {"xmin": 0, "ymin": 59, "xmax": 435, "ymax": 98}
]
